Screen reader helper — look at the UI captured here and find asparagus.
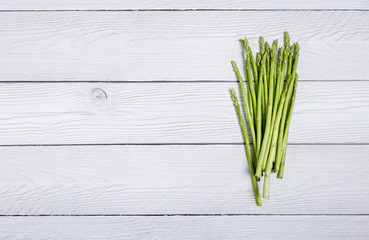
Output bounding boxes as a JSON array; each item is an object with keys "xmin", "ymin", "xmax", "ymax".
[
  {"xmin": 262, "ymin": 54, "xmax": 269, "ymax": 119},
  {"xmin": 287, "ymin": 45, "xmax": 294, "ymax": 80},
  {"xmin": 265, "ymin": 42, "xmax": 270, "ymax": 80},
  {"xmin": 243, "ymin": 38, "xmax": 259, "ymax": 91},
  {"xmin": 260, "ymin": 37, "xmax": 265, "ymax": 55},
  {"xmin": 229, "ymin": 32, "xmax": 299, "ymax": 204},
  {"xmin": 256, "ymin": 55, "xmax": 266, "ymax": 156},
  {"xmin": 278, "ymin": 78, "xmax": 298, "ymax": 179},
  {"xmin": 232, "ymin": 61, "xmax": 258, "ymax": 161},
  {"xmin": 255, "ymin": 40, "xmax": 278, "ymax": 177},
  {"xmin": 263, "ymin": 91, "xmax": 286, "ymax": 199},
  {"xmin": 291, "ymin": 43, "xmax": 300, "ymax": 78},
  {"xmin": 275, "ymin": 47, "xmax": 284, "ymax": 105},
  {"xmin": 274, "ymin": 75, "xmax": 295, "ymax": 173},
  {"xmin": 241, "ymin": 39, "xmax": 257, "ymax": 124},
  {"xmin": 256, "ymin": 53, "xmax": 262, "ymax": 72},
  {"xmin": 231, "ymin": 89, "xmax": 262, "ymax": 206},
  {"xmin": 276, "ymin": 44, "xmax": 300, "ymax": 174}
]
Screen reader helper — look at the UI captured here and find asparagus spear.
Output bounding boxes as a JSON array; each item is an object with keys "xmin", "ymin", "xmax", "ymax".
[
  {"xmin": 256, "ymin": 53, "xmax": 262, "ymax": 72},
  {"xmin": 231, "ymin": 89, "xmax": 262, "ymax": 206},
  {"xmin": 291, "ymin": 43, "xmax": 300, "ymax": 78},
  {"xmin": 270, "ymin": 40, "xmax": 278, "ymax": 98},
  {"xmin": 275, "ymin": 47, "xmax": 284, "ymax": 102},
  {"xmin": 263, "ymin": 91, "xmax": 287, "ymax": 199},
  {"xmin": 241, "ymin": 39, "xmax": 257, "ymax": 123},
  {"xmin": 258, "ymin": 56, "xmax": 267, "ymax": 134},
  {"xmin": 282, "ymin": 32, "xmax": 291, "ymax": 81},
  {"xmin": 278, "ymin": 78, "xmax": 298, "ymax": 179},
  {"xmin": 286, "ymin": 45, "xmax": 294, "ymax": 80},
  {"xmin": 265, "ymin": 42, "xmax": 270, "ymax": 80},
  {"xmin": 274, "ymin": 38, "xmax": 298, "ymax": 164},
  {"xmin": 256, "ymin": 54, "xmax": 266, "ymax": 156},
  {"xmin": 277, "ymin": 44, "xmax": 299, "ymax": 171},
  {"xmin": 243, "ymin": 38, "xmax": 259, "ymax": 91},
  {"xmin": 255, "ymin": 40, "xmax": 278, "ymax": 178},
  {"xmin": 262, "ymin": 52, "xmax": 269, "ymax": 125},
  {"xmin": 274, "ymin": 74, "xmax": 295, "ymax": 173},
  {"xmin": 232, "ymin": 61, "xmax": 258, "ymax": 161},
  {"xmin": 260, "ymin": 37, "xmax": 265, "ymax": 55}
]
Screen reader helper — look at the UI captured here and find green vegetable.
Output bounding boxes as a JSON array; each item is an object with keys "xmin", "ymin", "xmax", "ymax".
[
  {"xmin": 230, "ymin": 32, "xmax": 299, "ymax": 204},
  {"xmin": 232, "ymin": 61, "xmax": 258, "ymax": 163},
  {"xmin": 231, "ymin": 89, "xmax": 262, "ymax": 206}
]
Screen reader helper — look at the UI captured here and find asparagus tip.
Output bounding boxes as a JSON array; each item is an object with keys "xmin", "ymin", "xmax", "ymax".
[
  {"xmin": 272, "ymin": 39, "xmax": 278, "ymax": 49},
  {"xmin": 259, "ymin": 36, "xmax": 265, "ymax": 53},
  {"xmin": 231, "ymin": 60, "xmax": 237, "ymax": 69},
  {"xmin": 290, "ymin": 45, "xmax": 295, "ymax": 54},
  {"xmin": 278, "ymin": 47, "xmax": 284, "ymax": 61},
  {"xmin": 265, "ymin": 42, "xmax": 270, "ymax": 52},
  {"xmin": 243, "ymin": 37, "xmax": 249, "ymax": 46},
  {"xmin": 231, "ymin": 88, "xmax": 238, "ymax": 102},
  {"xmin": 295, "ymin": 42, "xmax": 300, "ymax": 52},
  {"xmin": 260, "ymin": 36, "xmax": 265, "ymax": 45},
  {"xmin": 256, "ymin": 52, "xmax": 261, "ymax": 65},
  {"xmin": 261, "ymin": 52, "xmax": 267, "ymax": 63},
  {"xmin": 284, "ymin": 31, "xmax": 290, "ymax": 48}
]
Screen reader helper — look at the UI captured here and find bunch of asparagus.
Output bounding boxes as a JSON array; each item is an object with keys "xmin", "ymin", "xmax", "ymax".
[{"xmin": 231, "ymin": 32, "xmax": 299, "ymax": 206}]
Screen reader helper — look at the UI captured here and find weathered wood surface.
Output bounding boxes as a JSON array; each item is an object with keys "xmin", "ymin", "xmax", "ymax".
[
  {"xmin": 1, "ymin": 2, "xmax": 368, "ymax": 238},
  {"xmin": 0, "ymin": 82, "xmax": 368, "ymax": 145},
  {"xmin": 1, "ymin": 0, "xmax": 368, "ymax": 10},
  {"xmin": 0, "ymin": 12, "xmax": 368, "ymax": 82},
  {"xmin": 0, "ymin": 145, "xmax": 368, "ymax": 215},
  {"xmin": 1, "ymin": 216, "xmax": 369, "ymax": 240}
]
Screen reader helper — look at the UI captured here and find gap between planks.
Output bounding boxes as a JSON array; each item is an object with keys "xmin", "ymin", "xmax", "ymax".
[
  {"xmin": 1, "ymin": 214, "xmax": 369, "ymax": 217},
  {"xmin": 0, "ymin": 9, "xmax": 368, "ymax": 12},
  {"xmin": 0, "ymin": 143, "xmax": 368, "ymax": 147},
  {"xmin": 1, "ymin": 80, "xmax": 369, "ymax": 83}
]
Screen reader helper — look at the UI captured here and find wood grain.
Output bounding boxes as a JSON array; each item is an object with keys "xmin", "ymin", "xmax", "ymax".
[
  {"xmin": 0, "ymin": 82, "xmax": 368, "ymax": 145},
  {"xmin": 0, "ymin": 12, "xmax": 368, "ymax": 81},
  {"xmin": 0, "ymin": 145, "xmax": 368, "ymax": 215},
  {"xmin": 1, "ymin": 0, "xmax": 368, "ymax": 10},
  {"xmin": 1, "ymin": 216, "xmax": 369, "ymax": 239}
]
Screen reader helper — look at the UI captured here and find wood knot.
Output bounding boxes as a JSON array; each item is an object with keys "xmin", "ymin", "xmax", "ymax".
[{"xmin": 91, "ymin": 88, "xmax": 107, "ymax": 101}]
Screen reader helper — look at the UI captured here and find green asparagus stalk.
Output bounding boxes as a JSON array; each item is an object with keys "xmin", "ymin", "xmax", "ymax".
[
  {"xmin": 264, "ymin": 47, "xmax": 285, "ymax": 166},
  {"xmin": 256, "ymin": 53, "xmax": 262, "ymax": 72},
  {"xmin": 265, "ymin": 42, "xmax": 270, "ymax": 80},
  {"xmin": 277, "ymin": 44, "xmax": 299, "ymax": 171},
  {"xmin": 229, "ymin": 33, "xmax": 300, "ymax": 203},
  {"xmin": 270, "ymin": 40, "xmax": 278, "ymax": 97},
  {"xmin": 259, "ymin": 59, "xmax": 267, "ymax": 134},
  {"xmin": 255, "ymin": 41, "xmax": 278, "ymax": 178},
  {"xmin": 291, "ymin": 43, "xmax": 300, "ymax": 78},
  {"xmin": 231, "ymin": 89, "xmax": 262, "ymax": 206},
  {"xmin": 262, "ymin": 56, "xmax": 269, "ymax": 118},
  {"xmin": 286, "ymin": 45, "xmax": 294, "ymax": 80},
  {"xmin": 256, "ymin": 55, "xmax": 266, "ymax": 156},
  {"xmin": 244, "ymin": 38, "xmax": 259, "ymax": 91},
  {"xmin": 232, "ymin": 61, "xmax": 258, "ymax": 161},
  {"xmin": 278, "ymin": 78, "xmax": 298, "ymax": 179},
  {"xmin": 274, "ymin": 75, "xmax": 295, "ymax": 173},
  {"xmin": 263, "ymin": 91, "xmax": 287, "ymax": 199},
  {"xmin": 275, "ymin": 47, "xmax": 284, "ymax": 102},
  {"xmin": 241, "ymin": 39, "xmax": 257, "ymax": 124},
  {"xmin": 260, "ymin": 37, "xmax": 265, "ymax": 55}
]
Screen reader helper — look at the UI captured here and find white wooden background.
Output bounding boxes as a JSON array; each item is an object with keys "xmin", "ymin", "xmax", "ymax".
[{"xmin": 0, "ymin": 1, "xmax": 369, "ymax": 239}]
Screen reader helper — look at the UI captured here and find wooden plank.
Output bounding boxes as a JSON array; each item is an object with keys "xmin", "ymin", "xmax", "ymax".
[
  {"xmin": 1, "ymin": 0, "xmax": 368, "ymax": 10},
  {"xmin": 0, "ymin": 82, "xmax": 368, "ymax": 145},
  {"xmin": 1, "ymin": 216, "xmax": 369, "ymax": 239},
  {"xmin": 0, "ymin": 12, "xmax": 368, "ymax": 81},
  {"xmin": 0, "ymin": 145, "xmax": 368, "ymax": 214}
]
